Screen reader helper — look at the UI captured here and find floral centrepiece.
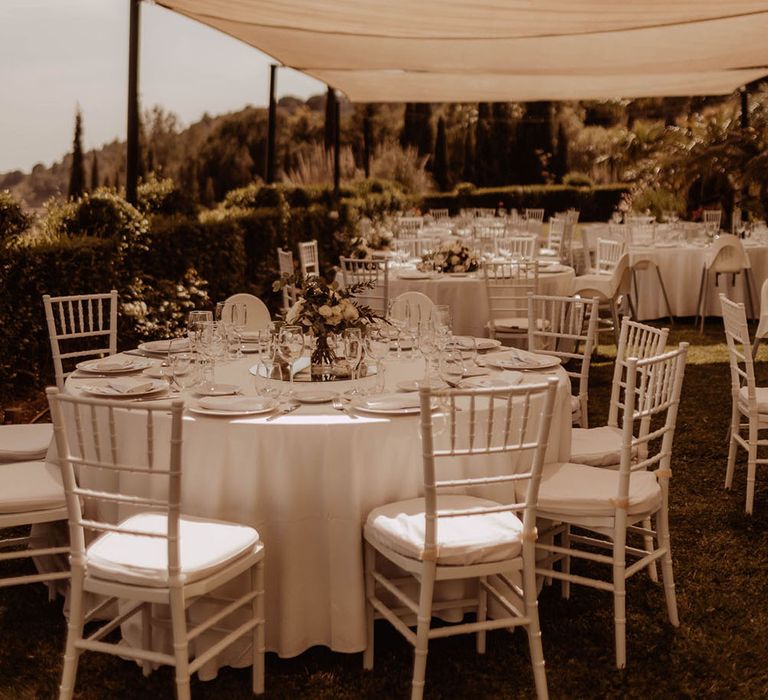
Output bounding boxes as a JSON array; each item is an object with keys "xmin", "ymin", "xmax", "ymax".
[
  {"xmin": 419, "ymin": 240, "xmax": 479, "ymax": 273},
  {"xmin": 350, "ymin": 224, "xmax": 394, "ymax": 259},
  {"xmin": 273, "ymin": 273, "xmax": 382, "ymax": 379}
]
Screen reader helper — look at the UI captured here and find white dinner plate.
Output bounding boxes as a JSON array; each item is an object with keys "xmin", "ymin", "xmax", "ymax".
[
  {"xmin": 138, "ymin": 338, "xmax": 191, "ymax": 354},
  {"xmin": 461, "ymin": 372, "xmax": 524, "ymax": 389},
  {"xmin": 295, "ymin": 390, "xmax": 336, "ymax": 404},
  {"xmin": 453, "ymin": 336, "xmax": 502, "ymax": 352},
  {"xmin": 141, "ymin": 365, "xmax": 173, "ymax": 379},
  {"xmin": 193, "ymin": 383, "xmax": 241, "ymax": 397},
  {"xmin": 76, "ymin": 357, "xmax": 152, "ymax": 374},
  {"xmin": 397, "ymin": 271, "xmax": 432, "ymax": 280},
  {"xmin": 483, "ymin": 352, "xmax": 561, "ymax": 371},
  {"xmin": 351, "ymin": 393, "xmax": 426, "ymax": 415},
  {"xmin": 396, "ymin": 378, "xmax": 447, "ymax": 392},
  {"xmin": 188, "ymin": 397, "xmax": 278, "ymax": 416},
  {"xmin": 77, "ymin": 378, "xmax": 168, "ymax": 398}
]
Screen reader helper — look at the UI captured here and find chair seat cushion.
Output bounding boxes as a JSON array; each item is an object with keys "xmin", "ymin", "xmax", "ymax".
[
  {"xmin": 739, "ymin": 385, "xmax": 768, "ymax": 413},
  {"xmin": 87, "ymin": 513, "xmax": 260, "ymax": 587},
  {"xmin": 0, "ymin": 460, "xmax": 65, "ymax": 513},
  {"xmin": 534, "ymin": 462, "xmax": 661, "ymax": 518},
  {"xmin": 0, "ymin": 423, "xmax": 53, "ymax": 463},
  {"xmin": 570, "ymin": 425, "xmax": 626, "ymax": 467},
  {"xmin": 364, "ymin": 495, "xmax": 523, "ymax": 566},
  {"xmin": 571, "ymin": 273, "xmax": 615, "ymax": 300}
]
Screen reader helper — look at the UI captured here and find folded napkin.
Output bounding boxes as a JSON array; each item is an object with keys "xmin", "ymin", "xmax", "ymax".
[
  {"xmin": 485, "ymin": 349, "xmax": 553, "ymax": 369},
  {"xmin": 89, "ymin": 358, "xmax": 136, "ymax": 371},
  {"xmin": 142, "ymin": 338, "xmax": 190, "ymax": 352},
  {"xmin": 106, "ymin": 380, "xmax": 158, "ymax": 394},
  {"xmin": 198, "ymin": 396, "xmax": 273, "ymax": 412},
  {"xmin": 361, "ymin": 393, "xmax": 422, "ymax": 410},
  {"xmin": 464, "ymin": 371, "xmax": 523, "ymax": 389}
]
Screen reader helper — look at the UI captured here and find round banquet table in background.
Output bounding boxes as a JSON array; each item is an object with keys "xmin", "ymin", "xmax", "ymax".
[
  {"xmin": 56, "ymin": 349, "xmax": 573, "ymax": 676},
  {"xmin": 580, "ymin": 224, "xmax": 768, "ymax": 320},
  {"xmin": 381, "ymin": 266, "xmax": 575, "ymax": 337}
]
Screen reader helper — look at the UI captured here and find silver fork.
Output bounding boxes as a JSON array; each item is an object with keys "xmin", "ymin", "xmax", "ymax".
[{"xmin": 332, "ymin": 396, "xmax": 358, "ymax": 419}]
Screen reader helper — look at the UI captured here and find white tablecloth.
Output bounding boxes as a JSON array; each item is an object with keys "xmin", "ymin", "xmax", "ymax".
[
  {"xmin": 580, "ymin": 225, "xmax": 766, "ymax": 319},
  {"xmin": 59, "ymin": 351, "xmax": 572, "ymax": 669}
]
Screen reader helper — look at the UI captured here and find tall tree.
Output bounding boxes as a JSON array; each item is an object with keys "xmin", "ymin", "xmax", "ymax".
[
  {"xmin": 551, "ymin": 121, "xmax": 569, "ymax": 182},
  {"xmin": 474, "ymin": 103, "xmax": 493, "ymax": 186},
  {"xmin": 90, "ymin": 153, "xmax": 100, "ymax": 191},
  {"xmin": 515, "ymin": 101, "xmax": 554, "ymax": 184},
  {"xmin": 433, "ymin": 116, "xmax": 448, "ymax": 191},
  {"xmin": 462, "ymin": 129, "xmax": 475, "ymax": 183},
  {"xmin": 68, "ymin": 109, "xmax": 86, "ymax": 199},
  {"xmin": 401, "ymin": 103, "xmax": 434, "ymax": 161},
  {"xmin": 490, "ymin": 103, "xmax": 514, "ymax": 185}
]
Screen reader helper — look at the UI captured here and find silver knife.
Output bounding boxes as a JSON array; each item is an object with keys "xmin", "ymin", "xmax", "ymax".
[{"xmin": 266, "ymin": 402, "xmax": 300, "ymax": 421}]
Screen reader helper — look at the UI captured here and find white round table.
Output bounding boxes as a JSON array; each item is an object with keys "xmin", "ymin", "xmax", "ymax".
[{"xmin": 58, "ymin": 350, "xmax": 572, "ymax": 675}]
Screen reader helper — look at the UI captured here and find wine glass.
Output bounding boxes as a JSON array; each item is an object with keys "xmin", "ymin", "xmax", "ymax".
[
  {"xmin": 366, "ymin": 322, "xmax": 391, "ymax": 394},
  {"xmin": 438, "ymin": 347, "xmax": 465, "ymax": 388},
  {"xmin": 277, "ymin": 325, "xmax": 305, "ymax": 399},
  {"xmin": 172, "ymin": 353, "xmax": 201, "ymax": 392},
  {"xmin": 417, "ymin": 322, "xmax": 438, "ymax": 381},
  {"xmin": 228, "ymin": 303, "xmax": 247, "ymax": 359},
  {"xmin": 457, "ymin": 336, "xmax": 478, "ymax": 370},
  {"xmin": 343, "ymin": 328, "xmax": 364, "ymax": 392},
  {"xmin": 187, "ymin": 310, "xmax": 213, "ymax": 352},
  {"xmin": 432, "ymin": 305, "xmax": 452, "ymax": 334},
  {"xmin": 198, "ymin": 321, "xmax": 227, "ymax": 391}
]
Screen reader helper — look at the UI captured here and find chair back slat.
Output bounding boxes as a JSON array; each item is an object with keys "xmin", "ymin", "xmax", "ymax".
[
  {"xmin": 418, "ymin": 379, "xmax": 559, "ymax": 557},
  {"xmin": 298, "ymin": 240, "xmax": 320, "ymax": 277},
  {"xmin": 721, "ymin": 294, "xmax": 757, "ymax": 407},
  {"xmin": 47, "ymin": 389, "xmax": 185, "ymax": 578},
  {"xmin": 339, "ymin": 257, "xmax": 390, "ymax": 316},
  {"xmin": 483, "ymin": 260, "xmax": 539, "ymax": 337},
  {"xmin": 44, "ymin": 291, "xmax": 119, "ymax": 389}
]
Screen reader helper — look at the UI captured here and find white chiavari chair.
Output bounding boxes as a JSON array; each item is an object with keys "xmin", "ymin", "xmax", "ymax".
[
  {"xmin": 496, "ymin": 235, "xmax": 538, "ymax": 260},
  {"xmin": 703, "ymin": 208, "xmax": 723, "ymax": 230},
  {"xmin": 47, "ymin": 389, "xmax": 266, "ymax": 700},
  {"xmin": 525, "ymin": 208, "xmax": 545, "ymax": 234},
  {"xmin": 363, "ymin": 378, "xmax": 559, "ymax": 700},
  {"xmin": 528, "ymin": 294, "xmax": 599, "ymax": 428},
  {"xmin": 628, "ymin": 223, "xmax": 656, "ymax": 247},
  {"xmin": 298, "ymin": 239, "xmax": 320, "ymax": 278},
  {"xmin": 394, "ymin": 236, "xmax": 439, "ymax": 260},
  {"xmin": 395, "ymin": 217, "xmax": 424, "ymax": 237},
  {"xmin": 473, "ymin": 208, "xmax": 496, "ymax": 218},
  {"xmin": 535, "ymin": 343, "xmax": 688, "ymax": 668},
  {"xmin": 277, "ymin": 247, "xmax": 298, "ymax": 312},
  {"xmin": 695, "ymin": 234, "xmax": 756, "ymax": 333},
  {"xmin": 545, "ymin": 217, "xmax": 565, "ymax": 255},
  {"xmin": 339, "ymin": 257, "xmax": 390, "ymax": 316},
  {"xmin": 43, "ymin": 291, "xmax": 118, "ymax": 390},
  {"xmin": 721, "ymin": 294, "xmax": 768, "ymax": 514},
  {"xmin": 591, "ymin": 238, "xmax": 626, "ymax": 275},
  {"xmin": 483, "ymin": 260, "xmax": 539, "ymax": 344},
  {"xmin": 428, "ymin": 208, "xmax": 449, "ymax": 221}
]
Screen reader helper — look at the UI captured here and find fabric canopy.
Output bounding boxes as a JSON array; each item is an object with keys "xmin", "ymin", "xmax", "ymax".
[{"xmin": 157, "ymin": 1, "xmax": 768, "ymax": 102}]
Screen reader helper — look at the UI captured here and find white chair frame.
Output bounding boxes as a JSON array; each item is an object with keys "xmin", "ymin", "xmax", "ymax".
[
  {"xmin": 388, "ymin": 291, "xmax": 435, "ymax": 327},
  {"xmin": 394, "ymin": 236, "xmax": 439, "ymax": 259},
  {"xmin": 277, "ymin": 247, "xmax": 298, "ymax": 311},
  {"xmin": 339, "ymin": 257, "xmax": 390, "ymax": 316},
  {"xmin": 483, "ymin": 260, "xmax": 539, "ymax": 344},
  {"xmin": 592, "ymin": 238, "xmax": 626, "ymax": 275},
  {"xmin": 528, "ymin": 294, "xmax": 599, "ymax": 428},
  {"xmin": 298, "ymin": 240, "xmax": 320, "ymax": 278},
  {"xmin": 395, "ymin": 217, "xmax": 424, "ymax": 237},
  {"xmin": 44, "ymin": 291, "xmax": 118, "ymax": 390},
  {"xmin": 428, "ymin": 208, "xmax": 449, "ymax": 221},
  {"xmin": 223, "ymin": 293, "xmax": 271, "ymax": 331},
  {"xmin": 47, "ymin": 389, "xmax": 266, "ymax": 700},
  {"xmin": 536, "ymin": 343, "xmax": 688, "ymax": 669},
  {"xmin": 497, "ymin": 235, "xmax": 538, "ymax": 260},
  {"xmin": 721, "ymin": 294, "xmax": 768, "ymax": 514},
  {"xmin": 363, "ymin": 379, "xmax": 559, "ymax": 700}
]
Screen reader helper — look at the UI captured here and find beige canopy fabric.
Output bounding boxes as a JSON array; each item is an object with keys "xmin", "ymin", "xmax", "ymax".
[{"xmin": 157, "ymin": 0, "xmax": 768, "ymax": 101}]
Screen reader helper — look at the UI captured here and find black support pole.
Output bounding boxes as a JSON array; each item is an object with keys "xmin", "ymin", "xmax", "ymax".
[
  {"xmin": 333, "ymin": 93, "xmax": 341, "ymax": 197},
  {"xmin": 740, "ymin": 86, "xmax": 750, "ymax": 130},
  {"xmin": 126, "ymin": 0, "xmax": 140, "ymax": 205},
  {"xmin": 266, "ymin": 64, "xmax": 277, "ymax": 184}
]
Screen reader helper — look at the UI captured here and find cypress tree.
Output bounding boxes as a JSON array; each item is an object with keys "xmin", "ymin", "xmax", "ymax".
[
  {"xmin": 551, "ymin": 121, "xmax": 569, "ymax": 182},
  {"xmin": 490, "ymin": 103, "xmax": 514, "ymax": 185},
  {"xmin": 475, "ymin": 103, "xmax": 493, "ymax": 186},
  {"xmin": 68, "ymin": 109, "xmax": 86, "ymax": 199},
  {"xmin": 462, "ymin": 129, "xmax": 475, "ymax": 183},
  {"xmin": 400, "ymin": 103, "xmax": 416, "ymax": 149},
  {"xmin": 433, "ymin": 116, "xmax": 448, "ymax": 191},
  {"xmin": 90, "ymin": 153, "xmax": 100, "ymax": 191},
  {"xmin": 516, "ymin": 101, "xmax": 554, "ymax": 183},
  {"xmin": 324, "ymin": 87, "xmax": 337, "ymax": 152}
]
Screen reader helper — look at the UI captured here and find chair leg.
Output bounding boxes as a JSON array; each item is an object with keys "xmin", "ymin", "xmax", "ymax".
[
  {"xmin": 631, "ymin": 268, "xmax": 640, "ymax": 319},
  {"xmin": 695, "ymin": 268, "xmax": 706, "ymax": 332},
  {"xmin": 561, "ymin": 525, "xmax": 571, "ymax": 600},
  {"xmin": 725, "ymin": 402, "xmax": 739, "ymax": 490},
  {"xmin": 612, "ymin": 534, "xmax": 627, "ymax": 669},
  {"xmin": 641, "ymin": 518, "xmax": 658, "ymax": 583},
  {"xmin": 655, "ymin": 266, "xmax": 674, "ymax": 325},
  {"xmin": 141, "ymin": 604, "xmax": 153, "ymax": 677},
  {"xmin": 746, "ymin": 419, "xmax": 758, "ymax": 515},
  {"xmin": 657, "ymin": 509, "xmax": 679, "ymax": 627},
  {"xmin": 252, "ymin": 560, "xmax": 265, "ymax": 695},
  {"xmin": 610, "ymin": 300, "xmax": 621, "ymax": 347},
  {"xmin": 744, "ymin": 269, "xmax": 757, "ymax": 321},
  {"xmin": 410, "ymin": 563, "xmax": 437, "ymax": 700},
  {"xmin": 58, "ymin": 567, "xmax": 86, "ymax": 700},
  {"xmin": 699, "ymin": 270, "xmax": 709, "ymax": 334},
  {"xmin": 169, "ymin": 587, "xmax": 191, "ymax": 700},
  {"xmin": 363, "ymin": 541, "xmax": 376, "ymax": 670},
  {"xmin": 523, "ymin": 540, "xmax": 549, "ymax": 700},
  {"xmin": 476, "ymin": 575, "xmax": 488, "ymax": 654}
]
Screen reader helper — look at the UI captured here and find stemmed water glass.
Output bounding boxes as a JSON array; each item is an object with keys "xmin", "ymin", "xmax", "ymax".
[
  {"xmin": 365, "ymin": 322, "xmax": 392, "ymax": 394},
  {"xmin": 198, "ymin": 321, "xmax": 227, "ymax": 391},
  {"xmin": 228, "ymin": 303, "xmax": 247, "ymax": 359},
  {"xmin": 187, "ymin": 310, "xmax": 213, "ymax": 353},
  {"xmin": 172, "ymin": 353, "xmax": 201, "ymax": 392},
  {"xmin": 438, "ymin": 347, "xmax": 465, "ymax": 388},
  {"xmin": 277, "ymin": 325, "xmax": 305, "ymax": 399},
  {"xmin": 417, "ymin": 322, "xmax": 438, "ymax": 381},
  {"xmin": 343, "ymin": 328, "xmax": 364, "ymax": 392}
]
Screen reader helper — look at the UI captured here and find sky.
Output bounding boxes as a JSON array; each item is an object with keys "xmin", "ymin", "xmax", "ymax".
[{"xmin": 0, "ymin": 0, "xmax": 325, "ymax": 173}]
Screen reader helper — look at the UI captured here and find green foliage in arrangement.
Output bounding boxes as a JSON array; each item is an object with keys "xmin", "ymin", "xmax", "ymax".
[
  {"xmin": 421, "ymin": 184, "xmax": 629, "ymax": 220},
  {"xmin": 0, "ymin": 190, "xmax": 32, "ymax": 245}
]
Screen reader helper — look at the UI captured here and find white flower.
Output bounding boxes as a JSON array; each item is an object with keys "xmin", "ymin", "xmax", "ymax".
[
  {"xmin": 451, "ymin": 243, "xmax": 462, "ymax": 254},
  {"xmin": 286, "ymin": 300, "xmax": 304, "ymax": 324},
  {"xmin": 450, "ymin": 255, "xmax": 460, "ymax": 265},
  {"xmin": 454, "ymin": 264, "xmax": 466, "ymax": 273},
  {"xmin": 318, "ymin": 304, "xmax": 333, "ymax": 318},
  {"xmin": 341, "ymin": 300, "xmax": 359, "ymax": 321}
]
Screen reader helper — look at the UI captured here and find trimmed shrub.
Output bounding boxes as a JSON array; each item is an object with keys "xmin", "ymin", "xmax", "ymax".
[
  {"xmin": 0, "ymin": 190, "xmax": 32, "ymax": 245},
  {"xmin": 563, "ymin": 172, "xmax": 595, "ymax": 188},
  {"xmin": 137, "ymin": 175, "xmax": 197, "ymax": 217}
]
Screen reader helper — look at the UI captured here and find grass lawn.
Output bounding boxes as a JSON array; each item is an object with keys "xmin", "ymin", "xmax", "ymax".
[{"xmin": 1, "ymin": 319, "xmax": 767, "ymax": 699}]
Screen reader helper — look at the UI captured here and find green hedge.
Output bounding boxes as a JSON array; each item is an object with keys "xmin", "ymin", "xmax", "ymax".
[{"xmin": 419, "ymin": 184, "xmax": 630, "ymax": 220}]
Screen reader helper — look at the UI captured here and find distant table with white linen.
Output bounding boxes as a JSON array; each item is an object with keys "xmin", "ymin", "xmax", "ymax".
[{"xmin": 57, "ymin": 347, "xmax": 572, "ymax": 675}]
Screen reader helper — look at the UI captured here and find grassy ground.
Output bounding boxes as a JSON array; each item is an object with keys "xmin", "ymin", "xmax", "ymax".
[{"xmin": 2, "ymin": 319, "xmax": 768, "ymax": 699}]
